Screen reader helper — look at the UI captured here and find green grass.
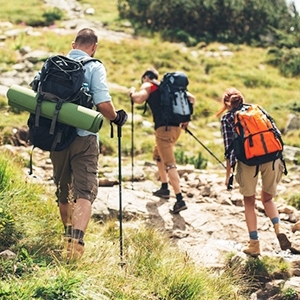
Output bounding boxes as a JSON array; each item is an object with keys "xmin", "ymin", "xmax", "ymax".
[
  {"xmin": 79, "ymin": 0, "xmax": 121, "ymax": 25},
  {"xmin": 0, "ymin": 0, "xmax": 65, "ymax": 26},
  {"xmin": 0, "ymin": 149, "xmax": 247, "ymax": 299},
  {"xmin": 0, "ymin": 149, "xmax": 295, "ymax": 299}
]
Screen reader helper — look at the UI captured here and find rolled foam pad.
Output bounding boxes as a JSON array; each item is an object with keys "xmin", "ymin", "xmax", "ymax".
[{"xmin": 6, "ymin": 84, "xmax": 103, "ymax": 133}]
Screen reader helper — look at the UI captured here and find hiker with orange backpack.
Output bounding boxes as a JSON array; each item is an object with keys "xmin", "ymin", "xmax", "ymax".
[{"xmin": 216, "ymin": 87, "xmax": 291, "ymax": 257}]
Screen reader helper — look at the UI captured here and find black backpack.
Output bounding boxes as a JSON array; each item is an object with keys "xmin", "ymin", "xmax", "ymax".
[
  {"xmin": 28, "ymin": 55, "xmax": 101, "ymax": 152},
  {"xmin": 157, "ymin": 72, "xmax": 193, "ymax": 127}
]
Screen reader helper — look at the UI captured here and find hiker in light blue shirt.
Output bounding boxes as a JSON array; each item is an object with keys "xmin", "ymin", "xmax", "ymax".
[{"xmin": 50, "ymin": 28, "xmax": 127, "ymax": 261}]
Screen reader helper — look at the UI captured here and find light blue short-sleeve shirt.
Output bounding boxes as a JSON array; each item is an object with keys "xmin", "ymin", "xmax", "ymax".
[{"xmin": 68, "ymin": 49, "xmax": 112, "ymax": 136}]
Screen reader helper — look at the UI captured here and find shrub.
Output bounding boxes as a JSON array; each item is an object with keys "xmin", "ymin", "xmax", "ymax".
[
  {"xmin": 0, "ymin": 202, "xmax": 16, "ymax": 251},
  {"xmin": 266, "ymin": 47, "xmax": 300, "ymax": 77},
  {"xmin": 21, "ymin": 8, "xmax": 64, "ymax": 27},
  {"xmin": 119, "ymin": 0, "xmax": 297, "ymax": 45},
  {"xmin": 286, "ymin": 192, "xmax": 300, "ymax": 209},
  {"xmin": 175, "ymin": 150, "xmax": 207, "ymax": 169}
]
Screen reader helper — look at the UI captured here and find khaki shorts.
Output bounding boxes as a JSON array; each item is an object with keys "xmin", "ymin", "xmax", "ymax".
[
  {"xmin": 235, "ymin": 159, "xmax": 284, "ymax": 197},
  {"xmin": 50, "ymin": 135, "xmax": 99, "ymax": 204},
  {"xmin": 153, "ymin": 126, "xmax": 181, "ymax": 167}
]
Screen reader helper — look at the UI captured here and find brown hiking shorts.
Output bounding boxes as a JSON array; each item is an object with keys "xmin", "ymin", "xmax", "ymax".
[
  {"xmin": 153, "ymin": 126, "xmax": 181, "ymax": 167},
  {"xmin": 235, "ymin": 159, "xmax": 284, "ymax": 197},
  {"xmin": 50, "ymin": 135, "xmax": 99, "ymax": 204}
]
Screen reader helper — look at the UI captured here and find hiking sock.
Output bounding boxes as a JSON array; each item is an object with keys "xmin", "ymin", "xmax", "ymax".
[
  {"xmin": 72, "ymin": 229, "xmax": 85, "ymax": 241},
  {"xmin": 271, "ymin": 217, "xmax": 280, "ymax": 225},
  {"xmin": 176, "ymin": 193, "xmax": 183, "ymax": 202},
  {"xmin": 64, "ymin": 225, "xmax": 72, "ymax": 237},
  {"xmin": 162, "ymin": 183, "xmax": 168, "ymax": 190},
  {"xmin": 249, "ymin": 231, "xmax": 259, "ymax": 240}
]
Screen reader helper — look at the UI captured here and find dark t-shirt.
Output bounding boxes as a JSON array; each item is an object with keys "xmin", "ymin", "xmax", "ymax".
[{"xmin": 147, "ymin": 83, "xmax": 180, "ymax": 130}]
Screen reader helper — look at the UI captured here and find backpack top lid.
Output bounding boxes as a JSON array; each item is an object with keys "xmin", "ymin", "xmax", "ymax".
[
  {"xmin": 161, "ymin": 71, "xmax": 189, "ymax": 90},
  {"xmin": 38, "ymin": 55, "xmax": 87, "ymax": 103},
  {"xmin": 234, "ymin": 104, "xmax": 276, "ymax": 137}
]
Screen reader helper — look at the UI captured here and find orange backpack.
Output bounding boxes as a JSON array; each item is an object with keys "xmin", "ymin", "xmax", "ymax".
[{"xmin": 227, "ymin": 104, "xmax": 287, "ymax": 173}]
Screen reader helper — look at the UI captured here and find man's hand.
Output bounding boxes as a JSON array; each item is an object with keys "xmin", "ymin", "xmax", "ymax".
[
  {"xmin": 181, "ymin": 122, "xmax": 189, "ymax": 130},
  {"xmin": 112, "ymin": 109, "xmax": 128, "ymax": 126},
  {"xmin": 128, "ymin": 87, "xmax": 136, "ymax": 98}
]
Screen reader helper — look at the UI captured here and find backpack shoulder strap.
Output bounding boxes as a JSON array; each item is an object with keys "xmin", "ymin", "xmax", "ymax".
[
  {"xmin": 225, "ymin": 107, "xmax": 243, "ymax": 157},
  {"xmin": 80, "ymin": 57, "xmax": 102, "ymax": 65},
  {"xmin": 143, "ymin": 82, "xmax": 158, "ymax": 115}
]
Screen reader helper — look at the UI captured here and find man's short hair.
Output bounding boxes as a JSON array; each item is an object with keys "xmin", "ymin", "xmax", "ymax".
[
  {"xmin": 141, "ymin": 68, "xmax": 159, "ymax": 82},
  {"xmin": 74, "ymin": 28, "xmax": 98, "ymax": 46}
]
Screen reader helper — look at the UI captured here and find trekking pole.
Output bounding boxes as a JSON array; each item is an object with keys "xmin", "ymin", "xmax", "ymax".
[
  {"xmin": 185, "ymin": 128, "xmax": 226, "ymax": 168},
  {"xmin": 131, "ymin": 97, "xmax": 134, "ymax": 190},
  {"xmin": 185, "ymin": 128, "xmax": 234, "ymax": 190},
  {"xmin": 117, "ymin": 125, "xmax": 126, "ymax": 267}
]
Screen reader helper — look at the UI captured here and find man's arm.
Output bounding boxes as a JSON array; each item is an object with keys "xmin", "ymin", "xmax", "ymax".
[
  {"xmin": 128, "ymin": 82, "xmax": 152, "ymax": 104},
  {"xmin": 96, "ymin": 101, "xmax": 117, "ymax": 121},
  {"xmin": 187, "ymin": 91, "xmax": 195, "ymax": 104}
]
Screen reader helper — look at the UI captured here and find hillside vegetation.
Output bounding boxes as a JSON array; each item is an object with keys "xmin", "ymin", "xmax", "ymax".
[
  {"xmin": 119, "ymin": 0, "xmax": 299, "ymax": 45},
  {"xmin": 1, "ymin": 28, "xmax": 300, "ymax": 164}
]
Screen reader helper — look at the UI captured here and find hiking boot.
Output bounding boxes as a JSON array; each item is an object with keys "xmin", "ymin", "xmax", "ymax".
[
  {"xmin": 62, "ymin": 236, "xmax": 71, "ymax": 259},
  {"xmin": 274, "ymin": 223, "xmax": 291, "ymax": 250},
  {"xmin": 277, "ymin": 233, "xmax": 292, "ymax": 251},
  {"xmin": 67, "ymin": 238, "xmax": 85, "ymax": 261},
  {"xmin": 153, "ymin": 188, "xmax": 170, "ymax": 199},
  {"xmin": 243, "ymin": 239, "xmax": 260, "ymax": 257},
  {"xmin": 292, "ymin": 221, "xmax": 300, "ymax": 233},
  {"xmin": 169, "ymin": 200, "xmax": 187, "ymax": 214}
]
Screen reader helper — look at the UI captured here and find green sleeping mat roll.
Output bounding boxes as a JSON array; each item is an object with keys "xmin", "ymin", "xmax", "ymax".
[{"xmin": 6, "ymin": 84, "xmax": 103, "ymax": 133}]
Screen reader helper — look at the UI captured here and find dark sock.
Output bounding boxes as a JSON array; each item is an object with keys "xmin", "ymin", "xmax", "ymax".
[
  {"xmin": 64, "ymin": 225, "xmax": 72, "ymax": 237},
  {"xmin": 176, "ymin": 193, "xmax": 183, "ymax": 202},
  {"xmin": 162, "ymin": 183, "xmax": 168, "ymax": 190},
  {"xmin": 249, "ymin": 231, "xmax": 259, "ymax": 240},
  {"xmin": 72, "ymin": 229, "xmax": 85, "ymax": 240}
]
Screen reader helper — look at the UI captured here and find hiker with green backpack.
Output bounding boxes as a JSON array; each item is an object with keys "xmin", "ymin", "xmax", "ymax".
[
  {"xmin": 40, "ymin": 28, "xmax": 128, "ymax": 261},
  {"xmin": 216, "ymin": 87, "xmax": 291, "ymax": 257},
  {"xmin": 128, "ymin": 68, "xmax": 195, "ymax": 214}
]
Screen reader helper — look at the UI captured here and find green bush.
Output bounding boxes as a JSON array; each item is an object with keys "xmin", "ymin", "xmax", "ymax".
[
  {"xmin": 42, "ymin": 8, "xmax": 64, "ymax": 25},
  {"xmin": 0, "ymin": 248, "xmax": 34, "ymax": 280},
  {"xmin": 281, "ymin": 287, "xmax": 299, "ymax": 299},
  {"xmin": 0, "ymin": 201, "xmax": 16, "ymax": 251},
  {"xmin": 0, "ymin": 153, "xmax": 21, "ymax": 251},
  {"xmin": 18, "ymin": 8, "xmax": 64, "ymax": 27},
  {"xmin": 287, "ymin": 192, "xmax": 300, "ymax": 209},
  {"xmin": 119, "ymin": 0, "xmax": 298, "ymax": 45},
  {"xmin": 175, "ymin": 150, "xmax": 207, "ymax": 169},
  {"xmin": 266, "ymin": 47, "xmax": 300, "ymax": 77}
]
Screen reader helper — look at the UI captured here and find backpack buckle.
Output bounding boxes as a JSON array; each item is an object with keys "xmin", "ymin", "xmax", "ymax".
[{"xmin": 55, "ymin": 100, "xmax": 63, "ymax": 110}]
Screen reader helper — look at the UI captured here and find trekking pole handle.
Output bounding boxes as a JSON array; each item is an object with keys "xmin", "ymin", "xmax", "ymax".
[
  {"xmin": 227, "ymin": 173, "xmax": 234, "ymax": 190},
  {"xmin": 117, "ymin": 124, "xmax": 122, "ymax": 138}
]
